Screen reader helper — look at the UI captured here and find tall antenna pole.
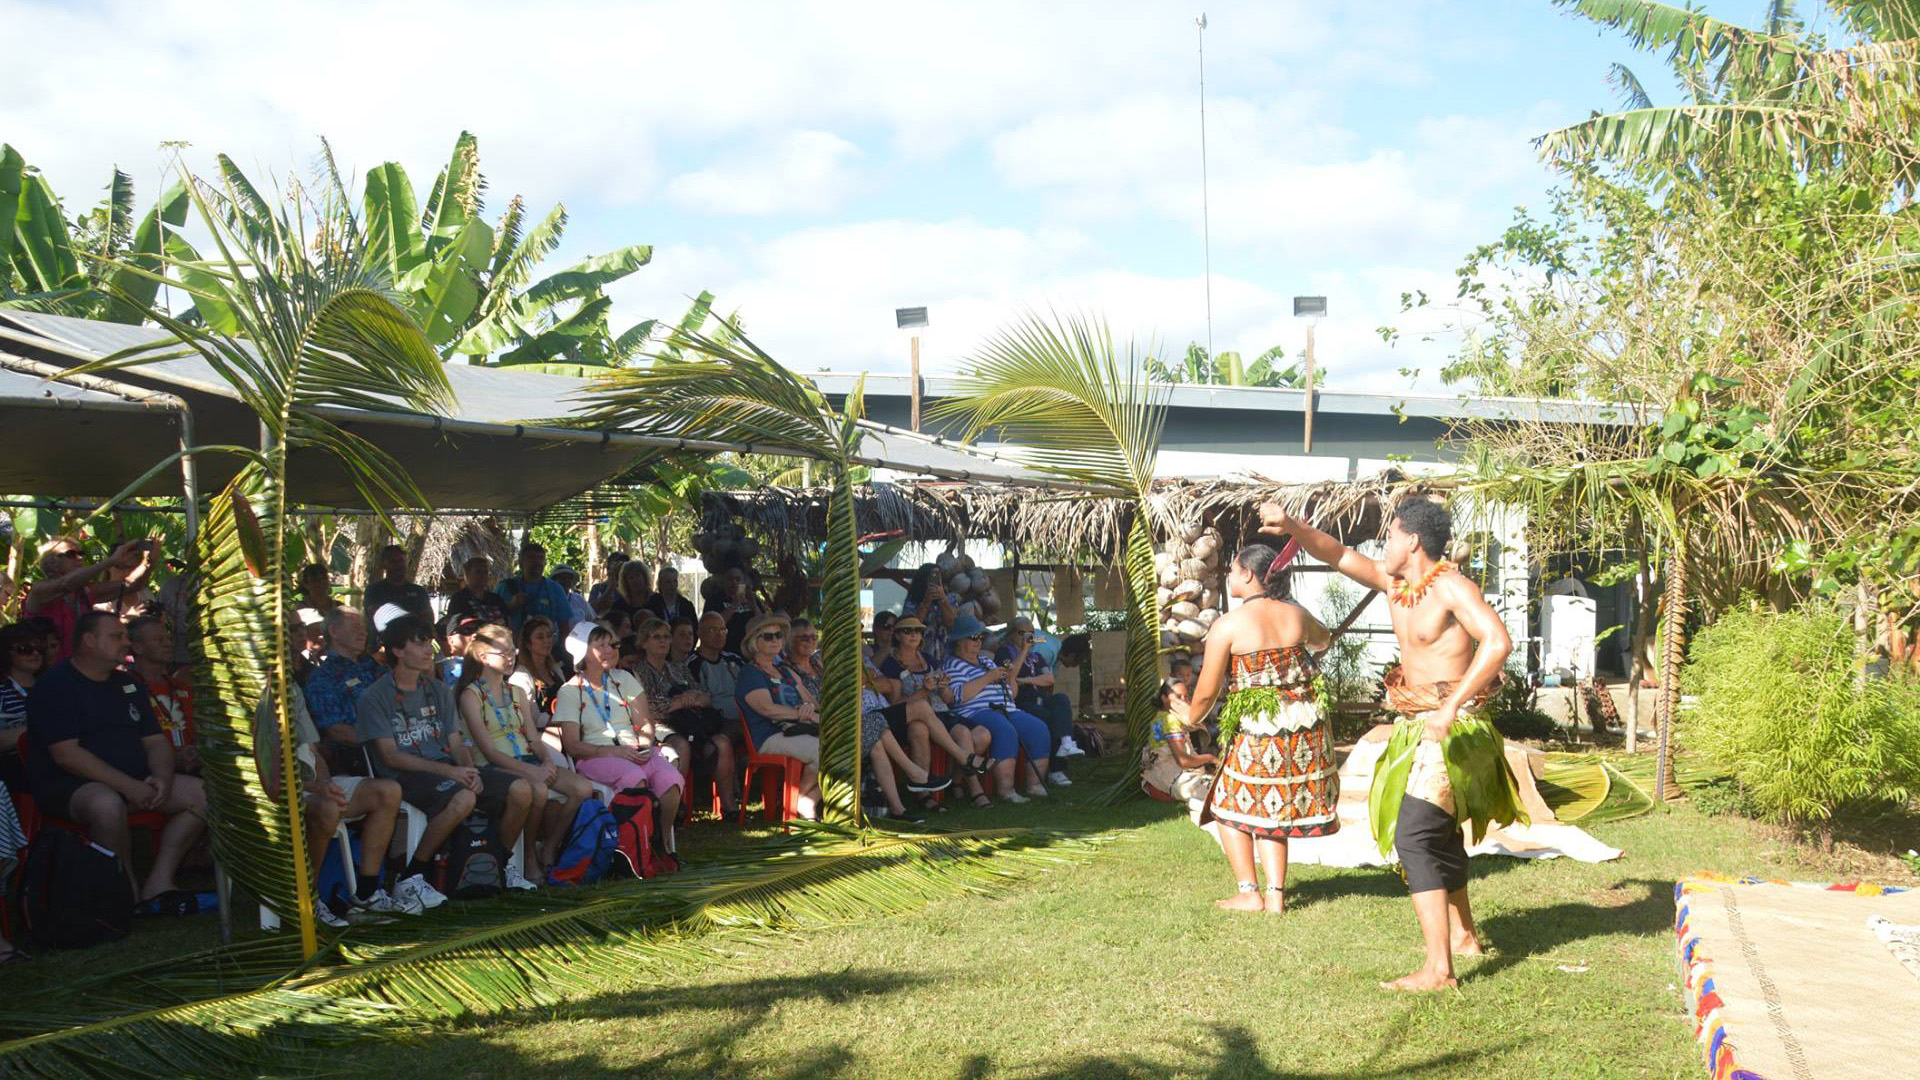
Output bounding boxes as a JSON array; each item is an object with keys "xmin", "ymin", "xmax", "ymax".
[{"xmin": 1196, "ymin": 13, "xmax": 1214, "ymax": 360}]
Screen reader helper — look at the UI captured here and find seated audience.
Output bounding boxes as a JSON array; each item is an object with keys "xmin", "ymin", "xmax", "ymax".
[
  {"xmin": 553, "ymin": 623, "xmax": 684, "ymax": 849},
  {"xmin": 25, "ymin": 536, "xmax": 146, "ymax": 663},
  {"xmin": 439, "ymin": 613, "xmax": 483, "ymax": 683},
  {"xmin": 864, "ymin": 610, "xmax": 897, "ymax": 672},
  {"xmin": 687, "ymin": 611, "xmax": 744, "ymax": 737},
  {"xmin": 643, "ymin": 566, "xmax": 697, "ymax": 625},
  {"xmin": 509, "ymin": 615, "xmax": 569, "ymax": 728},
  {"xmin": 552, "ymin": 565, "xmax": 595, "ymax": 629},
  {"xmin": 997, "ymin": 616, "xmax": 1080, "ymax": 783},
  {"xmin": 497, "ymin": 541, "xmax": 572, "ymax": 634},
  {"xmin": 735, "ymin": 613, "xmax": 821, "ymax": 819},
  {"xmin": 632, "ymin": 617, "xmax": 738, "ymax": 816},
  {"xmin": 785, "ymin": 618, "xmax": 824, "ymax": 698},
  {"xmin": 455, "ymin": 623, "xmax": 592, "ymax": 882},
  {"xmin": 292, "ymin": 607, "xmax": 328, "ymax": 686},
  {"xmin": 444, "ymin": 555, "xmax": 507, "ymax": 630},
  {"xmin": 588, "ymin": 551, "xmax": 629, "ymax": 615},
  {"xmin": 942, "ymin": 614, "xmax": 1053, "ymax": 803},
  {"xmin": 125, "ymin": 615, "xmax": 197, "ymax": 775},
  {"xmin": 606, "ymin": 560, "xmax": 654, "ymax": 625},
  {"xmin": 256, "ymin": 680, "xmax": 414, "ymax": 925},
  {"xmin": 364, "ymin": 544, "xmax": 432, "ymax": 626},
  {"xmin": 859, "ymin": 683, "xmax": 953, "ymax": 821},
  {"xmin": 900, "ymin": 563, "xmax": 958, "ymax": 662},
  {"xmin": 0, "ymin": 622, "xmax": 47, "ymax": 789},
  {"xmin": 298, "ymin": 562, "xmax": 340, "ymax": 616},
  {"xmin": 27, "ymin": 611, "xmax": 206, "ymax": 908},
  {"xmin": 667, "ymin": 616, "xmax": 696, "ymax": 666},
  {"xmin": 880, "ymin": 617, "xmax": 993, "ymax": 806},
  {"xmin": 358, "ymin": 615, "xmax": 536, "ymax": 898},
  {"xmin": 304, "ymin": 607, "xmax": 385, "ymax": 775}
]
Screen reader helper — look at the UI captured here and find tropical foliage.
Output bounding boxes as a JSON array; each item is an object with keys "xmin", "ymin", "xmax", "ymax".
[
  {"xmin": 932, "ymin": 312, "xmax": 1169, "ymax": 798},
  {"xmin": 1402, "ymin": 0, "xmax": 1920, "ymax": 790},
  {"xmin": 65, "ymin": 152, "xmax": 455, "ymax": 957},
  {"xmin": 574, "ymin": 325, "xmax": 871, "ymax": 824},
  {"xmin": 1145, "ymin": 341, "xmax": 1319, "ymax": 388},
  {"xmin": 1683, "ymin": 599, "xmax": 1920, "ymax": 834},
  {"xmin": 1, "ymin": 143, "xmax": 192, "ymax": 322}
]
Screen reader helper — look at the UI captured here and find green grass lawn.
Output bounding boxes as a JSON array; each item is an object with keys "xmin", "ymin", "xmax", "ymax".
[{"xmin": 15, "ymin": 771, "xmax": 1915, "ymax": 1080}]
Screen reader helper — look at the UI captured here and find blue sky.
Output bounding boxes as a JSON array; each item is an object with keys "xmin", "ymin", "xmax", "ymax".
[{"xmin": 3, "ymin": 0, "xmax": 1779, "ymax": 392}]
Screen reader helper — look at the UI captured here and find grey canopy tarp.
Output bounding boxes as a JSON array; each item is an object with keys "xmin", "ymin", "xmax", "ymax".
[{"xmin": 0, "ymin": 310, "xmax": 1056, "ymax": 514}]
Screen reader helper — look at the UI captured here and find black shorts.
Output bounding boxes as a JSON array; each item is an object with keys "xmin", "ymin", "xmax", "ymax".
[
  {"xmin": 393, "ymin": 765, "xmax": 521, "ymax": 818},
  {"xmin": 1395, "ymin": 793, "xmax": 1470, "ymax": 895},
  {"xmin": 35, "ymin": 769, "xmax": 149, "ymax": 821},
  {"xmin": 881, "ymin": 702, "xmax": 914, "ymax": 744}
]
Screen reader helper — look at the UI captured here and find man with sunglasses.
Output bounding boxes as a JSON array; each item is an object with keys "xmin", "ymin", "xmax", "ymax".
[
  {"xmin": 25, "ymin": 536, "xmax": 149, "ymax": 664},
  {"xmin": 687, "ymin": 610, "xmax": 746, "ymax": 737}
]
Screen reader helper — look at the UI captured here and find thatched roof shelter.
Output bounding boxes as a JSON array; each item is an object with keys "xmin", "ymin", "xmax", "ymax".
[{"xmin": 701, "ymin": 469, "xmax": 1438, "ymax": 562}]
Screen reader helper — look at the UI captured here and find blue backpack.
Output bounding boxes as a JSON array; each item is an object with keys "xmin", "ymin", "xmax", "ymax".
[{"xmin": 545, "ymin": 797, "xmax": 617, "ymax": 887}]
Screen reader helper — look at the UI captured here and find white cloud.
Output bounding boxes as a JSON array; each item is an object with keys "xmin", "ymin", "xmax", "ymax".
[{"xmin": 666, "ymin": 131, "xmax": 863, "ymax": 216}]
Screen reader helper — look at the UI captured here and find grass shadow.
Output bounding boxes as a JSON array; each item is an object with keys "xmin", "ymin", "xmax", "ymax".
[
  {"xmin": 1469, "ymin": 876, "xmax": 1673, "ymax": 982},
  {"xmin": 1285, "ymin": 848, "xmax": 1526, "ymax": 908}
]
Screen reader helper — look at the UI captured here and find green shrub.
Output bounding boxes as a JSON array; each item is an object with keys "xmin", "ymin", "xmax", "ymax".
[
  {"xmin": 1485, "ymin": 667, "xmax": 1560, "ymax": 741},
  {"xmin": 1683, "ymin": 601, "xmax": 1920, "ymax": 826}
]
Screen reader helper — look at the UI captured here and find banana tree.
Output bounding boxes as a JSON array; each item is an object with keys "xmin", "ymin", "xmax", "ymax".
[
  {"xmin": 933, "ymin": 312, "xmax": 1169, "ymax": 799},
  {"xmin": 1, "ymin": 143, "xmax": 192, "ymax": 322},
  {"xmin": 67, "ymin": 153, "xmax": 454, "ymax": 957},
  {"xmin": 355, "ymin": 131, "xmax": 656, "ymax": 369},
  {"xmin": 575, "ymin": 328, "xmax": 870, "ymax": 824}
]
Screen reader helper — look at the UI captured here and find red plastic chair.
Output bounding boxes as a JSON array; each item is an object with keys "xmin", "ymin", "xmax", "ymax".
[
  {"xmin": 738, "ymin": 717, "xmax": 805, "ymax": 825},
  {"xmin": 12, "ymin": 731, "xmax": 172, "ymax": 843}
]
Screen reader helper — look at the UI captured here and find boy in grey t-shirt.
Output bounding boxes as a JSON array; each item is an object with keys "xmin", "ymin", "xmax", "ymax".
[{"xmin": 355, "ymin": 616, "xmax": 536, "ymax": 893}]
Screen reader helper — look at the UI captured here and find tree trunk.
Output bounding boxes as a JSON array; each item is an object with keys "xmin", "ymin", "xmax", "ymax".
[
  {"xmin": 1626, "ymin": 538, "xmax": 1653, "ymax": 754},
  {"xmin": 1655, "ymin": 541, "xmax": 1688, "ymax": 801},
  {"xmin": 585, "ymin": 521, "xmax": 602, "ymax": 592}
]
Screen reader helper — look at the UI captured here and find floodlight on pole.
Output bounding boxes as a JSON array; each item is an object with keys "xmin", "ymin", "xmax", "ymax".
[
  {"xmin": 896, "ymin": 307, "xmax": 929, "ymax": 430},
  {"xmin": 1293, "ymin": 296, "xmax": 1326, "ymax": 453}
]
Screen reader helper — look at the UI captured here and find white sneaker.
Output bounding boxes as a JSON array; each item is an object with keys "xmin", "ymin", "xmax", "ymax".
[
  {"xmin": 1047, "ymin": 771, "xmax": 1072, "ymax": 786},
  {"xmin": 357, "ymin": 888, "xmax": 421, "ymax": 917},
  {"xmin": 1055, "ymin": 737, "xmax": 1086, "ymax": 758},
  {"xmin": 504, "ymin": 865, "xmax": 538, "ymax": 891},
  {"xmin": 392, "ymin": 873, "xmax": 448, "ymax": 911},
  {"xmin": 1003, "ymin": 791, "xmax": 1030, "ymax": 804},
  {"xmin": 1023, "ymin": 786, "xmax": 1050, "ymax": 798},
  {"xmin": 314, "ymin": 901, "xmax": 349, "ymax": 929}
]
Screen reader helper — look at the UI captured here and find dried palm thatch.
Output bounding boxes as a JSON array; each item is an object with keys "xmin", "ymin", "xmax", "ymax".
[{"xmin": 700, "ymin": 469, "xmax": 1430, "ymax": 562}]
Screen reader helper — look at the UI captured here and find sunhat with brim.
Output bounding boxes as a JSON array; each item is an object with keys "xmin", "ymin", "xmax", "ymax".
[
  {"xmin": 949, "ymin": 613, "xmax": 987, "ymax": 640},
  {"xmin": 892, "ymin": 616, "xmax": 928, "ymax": 633},
  {"xmin": 742, "ymin": 612, "xmax": 789, "ymax": 647}
]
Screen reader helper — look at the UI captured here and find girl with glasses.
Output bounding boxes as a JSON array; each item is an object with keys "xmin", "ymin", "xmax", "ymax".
[{"xmin": 456, "ymin": 624, "xmax": 592, "ymax": 882}]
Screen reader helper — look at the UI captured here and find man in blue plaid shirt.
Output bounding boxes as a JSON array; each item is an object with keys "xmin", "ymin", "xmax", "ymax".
[{"xmin": 302, "ymin": 607, "xmax": 385, "ymax": 775}]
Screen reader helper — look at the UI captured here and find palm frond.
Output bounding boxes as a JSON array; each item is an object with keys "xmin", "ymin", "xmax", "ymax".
[
  {"xmin": 1606, "ymin": 62, "xmax": 1657, "ymax": 109},
  {"xmin": 932, "ymin": 310, "xmax": 1167, "ymax": 498}
]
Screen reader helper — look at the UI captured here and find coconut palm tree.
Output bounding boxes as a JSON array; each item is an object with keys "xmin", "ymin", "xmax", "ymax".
[
  {"xmin": 933, "ymin": 312, "xmax": 1170, "ymax": 797},
  {"xmin": 61, "ymin": 153, "xmax": 456, "ymax": 957},
  {"xmin": 573, "ymin": 327, "xmax": 870, "ymax": 824}
]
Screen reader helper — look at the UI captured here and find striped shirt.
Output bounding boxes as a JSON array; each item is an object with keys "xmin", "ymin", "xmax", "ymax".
[{"xmin": 942, "ymin": 654, "xmax": 1011, "ymax": 716}]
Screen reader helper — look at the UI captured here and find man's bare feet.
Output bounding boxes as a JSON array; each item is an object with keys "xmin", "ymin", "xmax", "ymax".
[
  {"xmin": 1451, "ymin": 933, "xmax": 1484, "ymax": 956},
  {"xmin": 1215, "ymin": 891, "xmax": 1265, "ymax": 913},
  {"xmin": 1262, "ymin": 887, "xmax": 1285, "ymax": 915},
  {"xmin": 1380, "ymin": 969, "xmax": 1458, "ymax": 992}
]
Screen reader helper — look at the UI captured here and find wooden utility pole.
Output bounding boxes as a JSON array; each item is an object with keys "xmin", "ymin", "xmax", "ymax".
[
  {"xmin": 910, "ymin": 334, "xmax": 922, "ymax": 431},
  {"xmin": 1302, "ymin": 322, "xmax": 1316, "ymax": 453}
]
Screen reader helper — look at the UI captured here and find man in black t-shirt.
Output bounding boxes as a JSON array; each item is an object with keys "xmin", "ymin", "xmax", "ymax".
[
  {"xmin": 364, "ymin": 545, "xmax": 432, "ymax": 626},
  {"xmin": 27, "ymin": 610, "xmax": 206, "ymax": 903},
  {"xmin": 443, "ymin": 555, "xmax": 506, "ymax": 630}
]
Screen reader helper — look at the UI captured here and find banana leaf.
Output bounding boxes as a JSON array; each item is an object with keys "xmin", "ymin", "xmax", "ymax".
[{"xmin": 1369, "ymin": 715, "xmax": 1529, "ymax": 858}]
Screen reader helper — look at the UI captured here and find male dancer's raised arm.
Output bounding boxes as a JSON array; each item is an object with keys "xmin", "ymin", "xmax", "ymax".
[{"xmin": 1258, "ymin": 504, "xmax": 1392, "ymax": 593}]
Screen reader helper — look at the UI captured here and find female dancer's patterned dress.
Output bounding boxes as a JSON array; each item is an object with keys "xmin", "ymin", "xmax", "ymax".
[{"xmin": 1205, "ymin": 646, "xmax": 1339, "ymax": 839}]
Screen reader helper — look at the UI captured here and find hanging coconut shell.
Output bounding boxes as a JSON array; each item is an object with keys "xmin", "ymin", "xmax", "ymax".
[
  {"xmin": 1179, "ymin": 557, "xmax": 1208, "ymax": 581},
  {"xmin": 1184, "ymin": 520, "xmax": 1206, "ymax": 543},
  {"xmin": 1156, "ymin": 586, "xmax": 1173, "ymax": 607},
  {"xmin": 1161, "ymin": 629, "xmax": 1179, "ymax": 648},
  {"xmin": 1169, "ymin": 600, "xmax": 1200, "ymax": 620},
  {"xmin": 1176, "ymin": 619, "xmax": 1207, "ymax": 641},
  {"xmin": 1197, "ymin": 607, "xmax": 1220, "ymax": 627},
  {"xmin": 979, "ymin": 588, "xmax": 1002, "ymax": 617},
  {"xmin": 737, "ymin": 537, "xmax": 760, "ymax": 561},
  {"xmin": 1191, "ymin": 534, "xmax": 1219, "ymax": 563},
  {"xmin": 1165, "ymin": 537, "xmax": 1191, "ymax": 563},
  {"xmin": 1171, "ymin": 578, "xmax": 1203, "ymax": 601},
  {"xmin": 956, "ymin": 552, "xmax": 976, "ymax": 572},
  {"xmin": 1199, "ymin": 587, "xmax": 1218, "ymax": 610},
  {"xmin": 1159, "ymin": 565, "xmax": 1180, "ymax": 589},
  {"xmin": 935, "ymin": 552, "xmax": 958, "ymax": 576}
]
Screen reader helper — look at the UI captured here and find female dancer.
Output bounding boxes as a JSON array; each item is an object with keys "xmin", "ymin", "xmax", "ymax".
[
  {"xmin": 1187, "ymin": 543, "xmax": 1334, "ymax": 914},
  {"xmin": 456, "ymin": 624, "xmax": 593, "ymax": 880}
]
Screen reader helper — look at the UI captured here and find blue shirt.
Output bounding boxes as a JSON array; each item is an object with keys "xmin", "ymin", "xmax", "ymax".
[
  {"xmin": 496, "ymin": 575, "xmax": 572, "ymax": 632},
  {"xmin": 735, "ymin": 664, "xmax": 802, "ymax": 748},
  {"xmin": 942, "ymin": 654, "xmax": 1011, "ymax": 716},
  {"xmin": 303, "ymin": 652, "xmax": 385, "ymax": 736}
]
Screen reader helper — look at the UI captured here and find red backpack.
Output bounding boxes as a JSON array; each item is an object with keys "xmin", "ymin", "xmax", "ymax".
[{"xmin": 607, "ymin": 787, "xmax": 678, "ymax": 878}]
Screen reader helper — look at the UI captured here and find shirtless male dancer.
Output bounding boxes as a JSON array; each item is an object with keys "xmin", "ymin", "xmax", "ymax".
[{"xmin": 1260, "ymin": 497, "xmax": 1512, "ymax": 991}]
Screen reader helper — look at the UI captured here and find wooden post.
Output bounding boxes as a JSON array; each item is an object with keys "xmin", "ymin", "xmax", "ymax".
[
  {"xmin": 1302, "ymin": 322, "xmax": 1316, "ymax": 453},
  {"xmin": 910, "ymin": 335, "xmax": 922, "ymax": 432}
]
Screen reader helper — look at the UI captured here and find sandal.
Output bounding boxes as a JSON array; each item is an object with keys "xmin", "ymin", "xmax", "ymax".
[
  {"xmin": 971, "ymin": 793, "xmax": 993, "ymax": 808},
  {"xmin": 961, "ymin": 754, "xmax": 992, "ymax": 777}
]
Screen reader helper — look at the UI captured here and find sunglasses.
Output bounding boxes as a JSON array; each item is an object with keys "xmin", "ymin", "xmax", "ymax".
[
  {"xmin": 962, "ymin": 634, "xmax": 986, "ymax": 643},
  {"xmin": 10, "ymin": 644, "xmax": 42, "ymax": 655},
  {"xmin": 897, "ymin": 628, "xmax": 924, "ymax": 636},
  {"xmin": 758, "ymin": 631, "xmax": 786, "ymax": 642}
]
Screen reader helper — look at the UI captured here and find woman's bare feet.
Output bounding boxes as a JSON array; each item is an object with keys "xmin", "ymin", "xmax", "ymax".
[
  {"xmin": 1262, "ymin": 887, "xmax": 1286, "ymax": 914},
  {"xmin": 1215, "ymin": 889, "xmax": 1265, "ymax": 913},
  {"xmin": 1451, "ymin": 932, "xmax": 1484, "ymax": 956},
  {"xmin": 1380, "ymin": 968, "xmax": 1457, "ymax": 992}
]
